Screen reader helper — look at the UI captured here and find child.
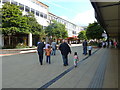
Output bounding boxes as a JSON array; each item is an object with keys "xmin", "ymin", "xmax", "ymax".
[
  {"xmin": 73, "ymin": 52, "xmax": 79, "ymax": 67},
  {"xmin": 88, "ymin": 44, "xmax": 92, "ymax": 56},
  {"xmin": 45, "ymin": 46, "xmax": 52, "ymax": 64}
]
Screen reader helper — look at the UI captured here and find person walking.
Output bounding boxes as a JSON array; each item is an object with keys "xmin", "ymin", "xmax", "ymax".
[
  {"xmin": 73, "ymin": 52, "xmax": 79, "ymax": 67},
  {"xmin": 45, "ymin": 46, "xmax": 52, "ymax": 64},
  {"xmin": 88, "ymin": 44, "xmax": 92, "ymax": 56},
  {"xmin": 109, "ymin": 40, "xmax": 112, "ymax": 48},
  {"xmin": 37, "ymin": 41, "xmax": 45, "ymax": 65},
  {"xmin": 59, "ymin": 40, "xmax": 71, "ymax": 66},
  {"xmin": 102, "ymin": 41, "xmax": 106, "ymax": 48},
  {"xmin": 82, "ymin": 40, "xmax": 88, "ymax": 55},
  {"xmin": 45, "ymin": 42, "xmax": 50, "ymax": 49},
  {"xmin": 105, "ymin": 41, "xmax": 108, "ymax": 48},
  {"xmin": 51, "ymin": 39, "xmax": 57, "ymax": 55},
  {"xmin": 114, "ymin": 41, "xmax": 117, "ymax": 48}
]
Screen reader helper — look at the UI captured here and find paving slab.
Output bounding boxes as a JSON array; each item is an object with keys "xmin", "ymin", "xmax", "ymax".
[{"xmin": 2, "ymin": 46, "xmax": 118, "ymax": 88}]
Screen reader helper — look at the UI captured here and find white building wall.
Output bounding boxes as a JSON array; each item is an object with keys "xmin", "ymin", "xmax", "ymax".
[
  {"xmin": 1, "ymin": 0, "xmax": 49, "ymax": 27},
  {"xmin": 0, "ymin": 0, "xmax": 49, "ymax": 47},
  {"xmin": 16, "ymin": 0, "xmax": 48, "ymax": 26},
  {"xmin": 1, "ymin": 0, "xmax": 84, "ymax": 42},
  {"xmin": 49, "ymin": 13, "xmax": 84, "ymax": 37}
]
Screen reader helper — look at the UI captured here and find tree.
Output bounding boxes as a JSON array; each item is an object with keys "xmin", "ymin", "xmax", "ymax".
[
  {"xmin": 1, "ymin": 2, "xmax": 46, "ymax": 46},
  {"xmin": 25, "ymin": 13, "xmax": 43, "ymax": 34},
  {"xmin": 86, "ymin": 22, "xmax": 104, "ymax": 40},
  {"xmin": 25, "ymin": 13, "xmax": 46, "ymax": 40},
  {"xmin": 45, "ymin": 20, "xmax": 68, "ymax": 39},
  {"xmin": 1, "ymin": 2, "xmax": 30, "ymax": 35},
  {"xmin": 78, "ymin": 30, "xmax": 87, "ymax": 40}
]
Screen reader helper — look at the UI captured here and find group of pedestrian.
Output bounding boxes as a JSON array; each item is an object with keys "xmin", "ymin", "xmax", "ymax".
[
  {"xmin": 101, "ymin": 40, "xmax": 118, "ymax": 48},
  {"xmin": 37, "ymin": 39, "xmax": 93, "ymax": 67},
  {"xmin": 82, "ymin": 40, "xmax": 92, "ymax": 56},
  {"xmin": 37, "ymin": 40, "xmax": 56, "ymax": 65}
]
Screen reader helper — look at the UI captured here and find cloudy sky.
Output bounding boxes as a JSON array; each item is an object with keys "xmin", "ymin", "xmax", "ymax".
[{"xmin": 39, "ymin": 0, "xmax": 96, "ymax": 26}]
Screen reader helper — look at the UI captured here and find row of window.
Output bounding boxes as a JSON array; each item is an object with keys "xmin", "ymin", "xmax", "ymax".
[
  {"xmin": 49, "ymin": 15, "xmax": 80, "ymax": 29},
  {"xmin": 1, "ymin": 0, "xmax": 47, "ymax": 19},
  {"xmin": 72, "ymin": 31, "xmax": 77, "ymax": 35}
]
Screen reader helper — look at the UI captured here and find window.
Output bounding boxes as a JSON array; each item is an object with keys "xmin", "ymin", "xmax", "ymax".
[
  {"xmin": 19, "ymin": 3, "xmax": 24, "ymax": 10},
  {"xmin": 43, "ymin": 26, "xmax": 46, "ymax": 29},
  {"xmin": 11, "ymin": 0, "xmax": 17, "ymax": 5},
  {"xmin": 2, "ymin": 0, "xmax": 10, "ymax": 3},
  {"xmin": 25, "ymin": 6, "xmax": 30, "ymax": 12},
  {"xmin": 36, "ymin": 10, "xmax": 39, "ymax": 16},
  {"xmin": 44, "ymin": 7, "xmax": 47, "ymax": 9},
  {"xmin": 40, "ymin": 12, "xmax": 43, "ymax": 17},
  {"xmin": 72, "ymin": 31, "xmax": 76, "ymax": 35},
  {"xmin": 31, "ymin": 8, "xmax": 35, "ymax": 14},
  {"xmin": 44, "ymin": 14, "xmax": 47, "ymax": 19}
]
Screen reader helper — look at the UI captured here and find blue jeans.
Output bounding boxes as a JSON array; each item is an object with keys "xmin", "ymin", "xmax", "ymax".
[
  {"xmin": 62, "ymin": 55, "xmax": 68, "ymax": 66},
  {"xmin": 83, "ymin": 47, "xmax": 87, "ymax": 55},
  {"xmin": 51, "ymin": 48, "xmax": 56, "ymax": 55},
  {"xmin": 46, "ymin": 56, "xmax": 51, "ymax": 64}
]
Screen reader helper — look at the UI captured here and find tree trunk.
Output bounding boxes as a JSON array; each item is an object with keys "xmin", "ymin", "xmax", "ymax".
[{"xmin": 8, "ymin": 35, "xmax": 11, "ymax": 45}]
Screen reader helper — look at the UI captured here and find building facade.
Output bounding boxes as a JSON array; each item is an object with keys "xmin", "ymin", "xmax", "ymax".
[
  {"xmin": 49, "ymin": 13, "xmax": 83, "ymax": 38},
  {"xmin": 0, "ymin": 0, "xmax": 83, "ymax": 47},
  {"xmin": 0, "ymin": 0, "xmax": 49, "ymax": 27}
]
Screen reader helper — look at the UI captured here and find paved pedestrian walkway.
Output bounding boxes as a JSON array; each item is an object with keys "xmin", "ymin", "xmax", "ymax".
[
  {"xmin": 48, "ymin": 48, "xmax": 118, "ymax": 88},
  {"xmin": 2, "ymin": 46, "xmax": 118, "ymax": 89}
]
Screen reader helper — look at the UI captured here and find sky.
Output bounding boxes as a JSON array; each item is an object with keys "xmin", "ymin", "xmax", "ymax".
[{"xmin": 39, "ymin": 0, "xmax": 96, "ymax": 26}]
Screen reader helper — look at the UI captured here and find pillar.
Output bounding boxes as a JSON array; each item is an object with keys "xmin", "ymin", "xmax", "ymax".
[
  {"xmin": 0, "ymin": 34, "xmax": 4, "ymax": 48},
  {"xmin": 28, "ymin": 33, "xmax": 32, "ymax": 47}
]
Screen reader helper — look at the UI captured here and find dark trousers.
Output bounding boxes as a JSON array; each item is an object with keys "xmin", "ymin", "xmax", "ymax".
[
  {"xmin": 62, "ymin": 55, "xmax": 68, "ymax": 66},
  {"xmin": 38, "ymin": 52, "xmax": 43, "ymax": 65},
  {"xmin": 89, "ymin": 50, "xmax": 91, "ymax": 56},
  {"xmin": 46, "ymin": 56, "xmax": 51, "ymax": 64},
  {"xmin": 83, "ymin": 47, "xmax": 87, "ymax": 55}
]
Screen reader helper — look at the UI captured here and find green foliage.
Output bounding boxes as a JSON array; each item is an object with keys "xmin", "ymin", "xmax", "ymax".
[
  {"xmin": 2, "ymin": 2, "xmax": 30, "ymax": 35},
  {"xmin": 1, "ymin": 3, "xmax": 45, "ymax": 37},
  {"xmin": 86, "ymin": 22, "xmax": 104, "ymax": 40},
  {"xmin": 25, "ymin": 13, "xmax": 44, "ymax": 35},
  {"xmin": 15, "ymin": 43, "xmax": 29, "ymax": 48},
  {"xmin": 78, "ymin": 30, "xmax": 87, "ymax": 40},
  {"xmin": 45, "ymin": 20, "xmax": 68, "ymax": 39}
]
